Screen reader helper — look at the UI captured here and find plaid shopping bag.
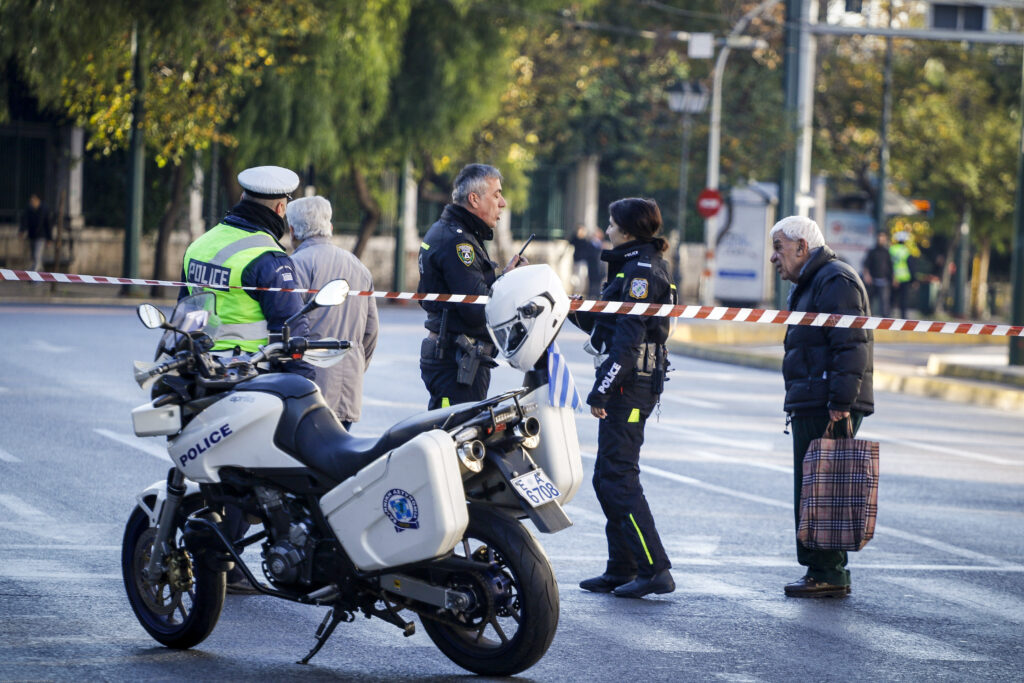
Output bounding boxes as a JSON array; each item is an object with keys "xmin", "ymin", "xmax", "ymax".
[{"xmin": 797, "ymin": 419, "xmax": 879, "ymax": 551}]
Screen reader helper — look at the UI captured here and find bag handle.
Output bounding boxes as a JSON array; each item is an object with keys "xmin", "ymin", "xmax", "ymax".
[{"xmin": 823, "ymin": 415, "xmax": 854, "ymax": 439}]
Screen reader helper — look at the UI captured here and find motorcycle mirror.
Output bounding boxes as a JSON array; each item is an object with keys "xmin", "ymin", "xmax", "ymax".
[
  {"xmin": 137, "ymin": 304, "xmax": 167, "ymax": 330},
  {"xmin": 314, "ymin": 279, "xmax": 350, "ymax": 307}
]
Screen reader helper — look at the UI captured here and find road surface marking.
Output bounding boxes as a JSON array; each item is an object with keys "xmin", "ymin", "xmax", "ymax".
[
  {"xmin": 649, "ymin": 422, "xmax": 774, "ymax": 452},
  {"xmin": 363, "ymin": 396, "xmax": 425, "ymax": 411},
  {"xmin": 560, "ymin": 598, "xmax": 721, "ymax": 653},
  {"xmin": 94, "ymin": 428, "xmax": 169, "ymax": 461},
  {"xmin": 682, "ymin": 574, "xmax": 988, "ymax": 662},
  {"xmin": 550, "ymin": 554, "xmax": 1024, "ymax": 572},
  {"xmin": 660, "ymin": 393, "xmax": 724, "ymax": 409},
  {"xmin": 687, "ymin": 447, "xmax": 791, "ymax": 473},
  {"xmin": 0, "ymin": 559, "xmax": 119, "ymax": 581},
  {"xmin": 0, "ymin": 494, "xmax": 55, "ymax": 522},
  {"xmin": 883, "ymin": 576, "xmax": 1024, "ymax": 623},
  {"xmin": 35, "ymin": 340, "xmax": 73, "ymax": 353},
  {"xmin": 581, "ymin": 452, "xmax": 1023, "ymax": 570},
  {"xmin": 0, "ymin": 447, "xmax": 21, "ymax": 463},
  {"xmin": 859, "ymin": 430, "xmax": 1021, "ymax": 466},
  {"xmin": 0, "ymin": 544, "xmax": 120, "ymax": 551}
]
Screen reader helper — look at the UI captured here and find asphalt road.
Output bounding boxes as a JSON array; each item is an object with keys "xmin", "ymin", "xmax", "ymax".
[{"xmin": 1, "ymin": 302, "xmax": 1022, "ymax": 681}]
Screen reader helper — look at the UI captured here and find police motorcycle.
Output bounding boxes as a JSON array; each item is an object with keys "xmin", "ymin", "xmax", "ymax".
[{"xmin": 121, "ymin": 265, "xmax": 583, "ymax": 677}]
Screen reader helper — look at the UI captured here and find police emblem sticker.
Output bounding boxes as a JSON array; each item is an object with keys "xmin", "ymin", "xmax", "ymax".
[
  {"xmin": 383, "ymin": 488, "xmax": 420, "ymax": 533},
  {"xmin": 456, "ymin": 242, "xmax": 475, "ymax": 267},
  {"xmin": 629, "ymin": 277, "xmax": 649, "ymax": 299}
]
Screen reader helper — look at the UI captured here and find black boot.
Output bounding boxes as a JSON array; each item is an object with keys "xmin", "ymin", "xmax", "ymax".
[
  {"xmin": 579, "ymin": 573, "xmax": 636, "ymax": 594},
  {"xmin": 783, "ymin": 576, "xmax": 850, "ymax": 598},
  {"xmin": 612, "ymin": 569, "xmax": 675, "ymax": 598}
]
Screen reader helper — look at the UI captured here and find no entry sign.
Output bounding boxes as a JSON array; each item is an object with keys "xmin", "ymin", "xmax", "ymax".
[{"xmin": 696, "ymin": 188, "xmax": 724, "ymax": 218}]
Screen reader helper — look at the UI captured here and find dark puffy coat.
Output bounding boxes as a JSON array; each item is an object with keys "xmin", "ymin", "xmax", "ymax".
[
  {"xmin": 417, "ymin": 204, "xmax": 498, "ymax": 338},
  {"xmin": 783, "ymin": 246, "xmax": 874, "ymax": 416}
]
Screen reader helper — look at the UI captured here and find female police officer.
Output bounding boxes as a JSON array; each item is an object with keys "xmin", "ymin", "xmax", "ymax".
[{"xmin": 570, "ymin": 198, "xmax": 675, "ymax": 599}]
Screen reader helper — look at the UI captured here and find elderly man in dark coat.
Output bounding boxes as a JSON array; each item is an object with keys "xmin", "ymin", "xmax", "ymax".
[{"xmin": 769, "ymin": 215, "xmax": 874, "ymax": 599}]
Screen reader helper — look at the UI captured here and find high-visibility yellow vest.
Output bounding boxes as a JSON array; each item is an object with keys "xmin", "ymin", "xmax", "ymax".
[
  {"xmin": 890, "ymin": 243, "xmax": 911, "ymax": 284},
  {"xmin": 183, "ymin": 223, "xmax": 284, "ymax": 352}
]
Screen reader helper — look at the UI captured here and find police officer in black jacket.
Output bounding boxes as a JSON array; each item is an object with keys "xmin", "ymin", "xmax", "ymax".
[
  {"xmin": 770, "ymin": 215, "xmax": 874, "ymax": 599},
  {"xmin": 571, "ymin": 198, "xmax": 676, "ymax": 599},
  {"xmin": 418, "ymin": 164, "xmax": 526, "ymax": 409}
]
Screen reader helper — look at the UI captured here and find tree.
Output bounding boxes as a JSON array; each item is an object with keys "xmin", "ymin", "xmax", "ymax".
[{"xmin": 0, "ymin": 0, "xmax": 322, "ymax": 279}]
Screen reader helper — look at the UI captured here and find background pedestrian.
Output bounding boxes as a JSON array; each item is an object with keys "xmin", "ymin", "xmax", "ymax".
[
  {"xmin": 862, "ymin": 231, "xmax": 892, "ymax": 317},
  {"xmin": 19, "ymin": 193, "xmax": 52, "ymax": 272}
]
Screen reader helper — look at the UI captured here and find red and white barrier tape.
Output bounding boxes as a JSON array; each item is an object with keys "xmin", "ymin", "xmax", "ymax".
[{"xmin": 3, "ymin": 268, "xmax": 1023, "ymax": 337}]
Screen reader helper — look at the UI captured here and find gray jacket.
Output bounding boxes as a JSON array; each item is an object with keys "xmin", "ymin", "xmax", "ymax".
[{"xmin": 291, "ymin": 236, "xmax": 379, "ymax": 423}]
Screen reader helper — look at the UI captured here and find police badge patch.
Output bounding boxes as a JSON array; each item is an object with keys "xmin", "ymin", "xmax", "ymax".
[
  {"xmin": 456, "ymin": 242, "xmax": 475, "ymax": 266},
  {"xmin": 629, "ymin": 278, "xmax": 649, "ymax": 299},
  {"xmin": 383, "ymin": 488, "xmax": 420, "ymax": 533}
]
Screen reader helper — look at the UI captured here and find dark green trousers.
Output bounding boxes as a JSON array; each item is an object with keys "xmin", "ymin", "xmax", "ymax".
[{"xmin": 790, "ymin": 412, "xmax": 865, "ymax": 587}]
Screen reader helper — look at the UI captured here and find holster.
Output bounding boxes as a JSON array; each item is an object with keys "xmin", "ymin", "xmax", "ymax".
[{"xmin": 454, "ymin": 334, "xmax": 496, "ymax": 385}]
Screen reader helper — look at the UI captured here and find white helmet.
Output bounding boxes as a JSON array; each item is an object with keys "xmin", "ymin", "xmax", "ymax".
[{"xmin": 486, "ymin": 264, "xmax": 570, "ymax": 370}]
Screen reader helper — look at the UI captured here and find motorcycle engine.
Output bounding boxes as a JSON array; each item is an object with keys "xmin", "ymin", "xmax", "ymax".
[{"xmin": 254, "ymin": 486, "xmax": 316, "ymax": 587}]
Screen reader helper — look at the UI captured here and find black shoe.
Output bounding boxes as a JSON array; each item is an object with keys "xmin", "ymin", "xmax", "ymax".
[
  {"xmin": 579, "ymin": 573, "xmax": 636, "ymax": 593},
  {"xmin": 612, "ymin": 569, "xmax": 675, "ymax": 598},
  {"xmin": 784, "ymin": 576, "xmax": 850, "ymax": 598},
  {"xmin": 225, "ymin": 572, "xmax": 259, "ymax": 595}
]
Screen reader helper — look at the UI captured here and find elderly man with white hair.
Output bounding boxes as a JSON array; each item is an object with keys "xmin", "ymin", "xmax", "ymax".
[
  {"xmin": 288, "ymin": 196, "xmax": 379, "ymax": 430},
  {"xmin": 769, "ymin": 215, "xmax": 874, "ymax": 599}
]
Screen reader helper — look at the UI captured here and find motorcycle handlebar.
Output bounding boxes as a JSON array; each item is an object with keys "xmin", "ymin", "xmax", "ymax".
[
  {"xmin": 136, "ymin": 355, "xmax": 189, "ymax": 384},
  {"xmin": 306, "ymin": 340, "xmax": 351, "ymax": 351}
]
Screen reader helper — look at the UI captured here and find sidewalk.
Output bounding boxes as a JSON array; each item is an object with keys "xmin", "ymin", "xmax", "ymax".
[{"xmin": 669, "ymin": 320, "xmax": 1024, "ymax": 413}]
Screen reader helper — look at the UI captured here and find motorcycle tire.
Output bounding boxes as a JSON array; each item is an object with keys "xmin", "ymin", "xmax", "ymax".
[
  {"xmin": 121, "ymin": 497, "xmax": 225, "ymax": 649},
  {"xmin": 421, "ymin": 505, "xmax": 559, "ymax": 676}
]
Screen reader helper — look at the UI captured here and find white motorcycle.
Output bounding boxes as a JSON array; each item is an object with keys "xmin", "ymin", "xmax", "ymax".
[{"xmin": 121, "ymin": 265, "xmax": 583, "ymax": 676}]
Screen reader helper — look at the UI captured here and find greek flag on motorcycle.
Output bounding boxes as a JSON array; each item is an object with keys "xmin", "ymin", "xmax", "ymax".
[{"xmin": 547, "ymin": 343, "xmax": 582, "ymax": 411}]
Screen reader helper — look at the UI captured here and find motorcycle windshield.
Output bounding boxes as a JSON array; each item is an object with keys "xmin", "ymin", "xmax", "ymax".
[{"xmin": 157, "ymin": 292, "xmax": 221, "ymax": 357}]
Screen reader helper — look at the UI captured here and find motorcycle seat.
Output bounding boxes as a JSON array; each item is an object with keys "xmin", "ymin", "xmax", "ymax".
[{"xmin": 282, "ymin": 397, "xmax": 480, "ymax": 484}]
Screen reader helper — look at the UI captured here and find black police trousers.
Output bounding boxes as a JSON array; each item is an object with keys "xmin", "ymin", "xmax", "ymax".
[
  {"xmin": 419, "ymin": 356, "xmax": 491, "ymax": 410},
  {"xmin": 593, "ymin": 378, "xmax": 671, "ymax": 578}
]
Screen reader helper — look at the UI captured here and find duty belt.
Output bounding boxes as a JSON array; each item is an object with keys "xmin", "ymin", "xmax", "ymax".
[
  {"xmin": 590, "ymin": 342, "xmax": 663, "ymax": 372},
  {"xmin": 427, "ymin": 331, "xmax": 495, "ymax": 355}
]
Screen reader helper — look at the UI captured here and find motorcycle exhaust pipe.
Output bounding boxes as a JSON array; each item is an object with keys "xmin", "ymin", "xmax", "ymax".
[
  {"xmin": 458, "ymin": 440, "xmax": 486, "ymax": 474},
  {"xmin": 519, "ymin": 416, "xmax": 541, "ymax": 438}
]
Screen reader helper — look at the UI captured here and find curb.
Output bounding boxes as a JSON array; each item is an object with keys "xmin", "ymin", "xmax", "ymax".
[{"xmin": 668, "ymin": 341, "xmax": 1024, "ymax": 413}]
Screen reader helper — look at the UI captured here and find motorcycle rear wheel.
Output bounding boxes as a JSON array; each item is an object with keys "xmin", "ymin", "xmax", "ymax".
[
  {"xmin": 121, "ymin": 498, "xmax": 225, "ymax": 649},
  {"xmin": 421, "ymin": 506, "xmax": 559, "ymax": 676}
]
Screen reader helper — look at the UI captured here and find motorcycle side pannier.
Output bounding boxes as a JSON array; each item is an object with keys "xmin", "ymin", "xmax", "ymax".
[{"xmin": 319, "ymin": 429, "xmax": 469, "ymax": 571}]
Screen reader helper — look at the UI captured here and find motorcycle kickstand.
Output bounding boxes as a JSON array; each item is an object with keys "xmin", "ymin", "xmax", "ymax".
[{"xmin": 297, "ymin": 606, "xmax": 353, "ymax": 665}]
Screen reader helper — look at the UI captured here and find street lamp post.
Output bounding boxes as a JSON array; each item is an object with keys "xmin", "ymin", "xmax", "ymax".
[
  {"xmin": 703, "ymin": 0, "xmax": 778, "ymax": 305},
  {"xmin": 666, "ymin": 81, "xmax": 709, "ymax": 295}
]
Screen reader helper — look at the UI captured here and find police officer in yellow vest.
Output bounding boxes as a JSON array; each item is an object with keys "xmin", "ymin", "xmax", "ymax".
[
  {"xmin": 180, "ymin": 165, "xmax": 311, "ymax": 594},
  {"xmin": 889, "ymin": 231, "xmax": 914, "ymax": 320},
  {"xmin": 180, "ymin": 165, "xmax": 310, "ymax": 373}
]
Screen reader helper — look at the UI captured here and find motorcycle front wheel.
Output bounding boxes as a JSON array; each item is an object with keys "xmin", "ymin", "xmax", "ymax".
[
  {"xmin": 121, "ymin": 498, "xmax": 225, "ymax": 649},
  {"xmin": 421, "ymin": 505, "xmax": 559, "ymax": 676}
]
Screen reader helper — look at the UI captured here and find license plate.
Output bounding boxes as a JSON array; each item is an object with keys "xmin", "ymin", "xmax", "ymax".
[{"xmin": 510, "ymin": 469, "xmax": 561, "ymax": 508}]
